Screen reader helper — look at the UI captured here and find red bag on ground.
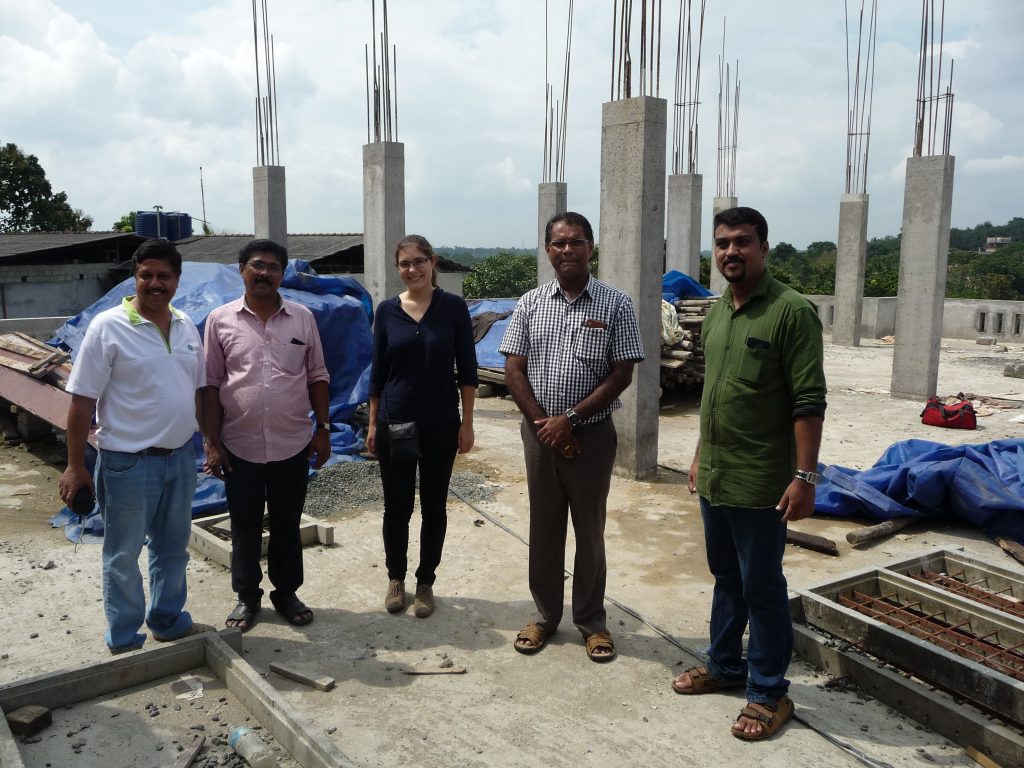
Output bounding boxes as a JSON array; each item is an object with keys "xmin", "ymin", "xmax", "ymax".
[{"xmin": 920, "ymin": 397, "xmax": 977, "ymax": 430}]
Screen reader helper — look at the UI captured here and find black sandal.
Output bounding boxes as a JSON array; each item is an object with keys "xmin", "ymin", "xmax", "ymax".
[
  {"xmin": 272, "ymin": 593, "xmax": 314, "ymax": 626},
  {"xmin": 225, "ymin": 600, "xmax": 260, "ymax": 633}
]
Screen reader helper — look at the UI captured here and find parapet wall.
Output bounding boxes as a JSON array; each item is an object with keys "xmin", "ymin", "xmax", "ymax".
[{"xmin": 807, "ymin": 295, "xmax": 1024, "ymax": 342}]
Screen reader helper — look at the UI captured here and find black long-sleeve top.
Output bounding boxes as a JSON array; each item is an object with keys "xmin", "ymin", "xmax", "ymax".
[{"xmin": 370, "ymin": 288, "xmax": 479, "ymax": 427}]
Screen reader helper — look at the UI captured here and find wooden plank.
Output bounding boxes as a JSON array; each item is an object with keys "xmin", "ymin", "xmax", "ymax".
[
  {"xmin": 996, "ymin": 537, "xmax": 1024, "ymax": 567},
  {"xmin": 269, "ymin": 661, "xmax": 336, "ymax": 691},
  {"xmin": 205, "ymin": 634, "xmax": 358, "ymax": 768},
  {"xmin": 400, "ymin": 666, "xmax": 467, "ymax": 675},
  {"xmin": 786, "ymin": 530, "xmax": 839, "ymax": 556},
  {"xmin": 659, "ymin": 358, "xmax": 685, "ymax": 369},
  {"xmin": 965, "ymin": 746, "xmax": 1003, "ymax": 768},
  {"xmin": 845, "ymin": 516, "xmax": 916, "ymax": 546},
  {"xmin": 171, "ymin": 734, "xmax": 206, "ymax": 768},
  {"xmin": 793, "ymin": 623, "xmax": 1024, "ymax": 768}
]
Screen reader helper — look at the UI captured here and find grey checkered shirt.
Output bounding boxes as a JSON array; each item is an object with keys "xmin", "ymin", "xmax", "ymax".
[{"xmin": 498, "ymin": 276, "xmax": 645, "ymax": 425}]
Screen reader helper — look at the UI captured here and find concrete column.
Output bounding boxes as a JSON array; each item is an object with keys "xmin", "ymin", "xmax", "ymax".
[
  {"xmin": 833, "ymin": 193, "xmax": 869, "ymax": 346},
  {"xmin": 537, "ymin": 182, "xmax": 567, "ymax": 286},
  {"xmin": 709, "ymin": 196, "xmax": 738, "ymax": 294},
  {"xmin": 890, "ymin": 155, "xmax": 955, "ymax": 400},
  {"xmin": 665, "ymin": 174, "xmax": 702, "ymax": 279},
  {"xmin": 363, "ymin": 141, "xmax": 406, "ymax": 311},
  {"xmin": 598, "ymin": 96, "xmax": 666, "ymax": 480},
  {"xmin": 252, "ymin": 165, "xmax": 287, "ymax": 247}
]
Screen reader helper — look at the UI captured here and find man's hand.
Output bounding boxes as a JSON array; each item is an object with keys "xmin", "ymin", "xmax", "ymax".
[
  {"xmin": 559, "ymin": 434, "xmax": 583, "ymax": 459},
  {"xmin": 776, "ymin": 478, "xmax": 816, "ymax": 522},
  {"xmin": 534, "ymin": 414, "xmax": 572, "ymax": 448},
  {"xmin": 58, "ymin": 465, "xmax": 94, "ymax": 507},
  {"xmin": 204, "ymin": 440, "xmax": 233, "ymax": 480},
  {"xmin": 457, "ymin": 422, "xmax": 475, "ymax": 454},
  {"xmin": 687, "ymin": 456, "xmax": 699, "ymax": 495},
  {"xmin": 365, "ymin": 423, "xmax": 378, "ymax": 456},
  {"xmin": 308, "ymin": 427, "xmax": 331, "ymax": 469}
]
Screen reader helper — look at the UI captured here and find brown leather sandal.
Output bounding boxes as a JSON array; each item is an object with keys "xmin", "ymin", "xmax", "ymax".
[
  {"xmin": 671, "ymin": 665, "xmax": 745, "ymax": 695},
  {"xmin": 585, "ymin": 630, "xmax": 616, "ymax": 662},
  {"xmin": 731, "ymin": 696, "xmax": 794, "ymax": 741},
  {"xmin": 513, "ymin": 623, "xmax": 552, "ymax": 655}
]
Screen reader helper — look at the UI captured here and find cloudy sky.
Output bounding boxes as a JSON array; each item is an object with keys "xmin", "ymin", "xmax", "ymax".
[{"xmin": 2, "ymin": 0, "xmax": 1021, "ymax": 250}]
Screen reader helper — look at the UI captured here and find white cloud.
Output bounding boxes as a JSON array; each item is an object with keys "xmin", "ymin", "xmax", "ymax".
[{"xmin": 963, "ymin": 155, "xmax": 1024, "ymax": 174}]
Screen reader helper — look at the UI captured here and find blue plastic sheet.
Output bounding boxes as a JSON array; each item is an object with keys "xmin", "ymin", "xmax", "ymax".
[
  {"xmin": 468, "ymin": 299, "xmax": 518, "ymax": 369},
  {"xmin": 48, "ymin": 261, "xmax": 373, "ymax": 533},
  {"xmin": 662, "ymin": 269, "xmax": 713, "ymax": 302},
  {"xmin": 815, "ymin": 438, "xmax": 1024, "ymax": 544}
]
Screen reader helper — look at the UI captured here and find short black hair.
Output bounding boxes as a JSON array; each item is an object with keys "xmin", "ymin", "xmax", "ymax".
[
  {"xmin": 545, "ymin": 211, "xmax": 594, "ymax": 244},
  {"xmin": 239, "ymin": 238, "xmax": 288, "ymax": 269},
  {"xmin": 132, "ymin": 238, "xmax": 182, "ymax": 276},
  {"xmin": 713, "ymin": 206, "xmax": 769, "ymax": 244}
]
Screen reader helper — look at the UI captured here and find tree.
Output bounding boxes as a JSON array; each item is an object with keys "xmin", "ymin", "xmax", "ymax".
[
  {"xmin": 112, "ymin": 211, "xmax": 136, "ymax": 232},
  {"xmin": 0, "ymin": 143, "xmax": 92, "ymax": 232},
  {"xmin": 462, "ymin": 251, "xmax": 539, "ymax": 299}
]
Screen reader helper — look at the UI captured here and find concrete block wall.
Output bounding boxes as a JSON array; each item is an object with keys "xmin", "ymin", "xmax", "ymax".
[
  {"xmin": 808, "ymin": 295, "xmax": 1023, "ymax": 342},
  {"xmin": 0, "ymin": 317, "xmax": 72, "ymax": 340},
  {"xmin": 0, "ymin": 264, "xmax": 114, "ymax": 319}
]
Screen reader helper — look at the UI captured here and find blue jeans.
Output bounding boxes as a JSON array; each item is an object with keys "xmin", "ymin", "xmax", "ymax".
[
  {"xmin": 95, "ymin": 443, "xmax": 197, "ymax": 651},
  {"xmin": 700, "ymin": 497, "xmax": 791, "ymax": 704}
]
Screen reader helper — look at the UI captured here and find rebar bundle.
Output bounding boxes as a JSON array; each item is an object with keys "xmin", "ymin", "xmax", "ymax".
[
  {"xmin": 671, "ymin": 0, "xmax": 705, "ymax": 176},
  {"xmin": 610, "ymin": 0, "xmax": 664, "ymax": 101},
  {"xmin": 844, "ymin": 0, "xmax": 878, "ymax": 194},
  {"xmin": 914, "ymin": 0, "xmax": 955, "ymax": 157},
  {"xmin": 252, "ymin": 0, "xmax": 281, "ymax": 166},
  {"xmin": 542, "ymin": 1, "xmax": 574, "ymax": 184},
  {"xmin": 365, "ymin": 0, "xmax": 399, "ymax": 143},
  {"xmin": 714, "ymin": 19, "xmax": 739, "ymax": 198}
]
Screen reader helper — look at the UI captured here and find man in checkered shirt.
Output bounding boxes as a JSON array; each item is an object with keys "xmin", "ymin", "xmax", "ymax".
[{"xmin": 499, "ymin": 211, "xmax": 645, "ymax": 663}]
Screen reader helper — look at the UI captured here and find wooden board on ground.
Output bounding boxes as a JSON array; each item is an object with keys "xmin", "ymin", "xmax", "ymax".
[
  {"xmin": 190, "ymin": 513, "xmax": 334, "ymax": 569},
  {"xmin": 0, "ymin": 630, "xmax": 355, "ymax": 768}
]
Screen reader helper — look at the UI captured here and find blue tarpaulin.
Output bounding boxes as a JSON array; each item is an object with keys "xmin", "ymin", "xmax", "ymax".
[
  {"xmin": 662, "ymin": 269, "xmax": 713, "ymax": 302},
  {"xmin": 815, "ymin": 438, "xmax": 1024, "ymax": 544},
  {"xmin": 49, "ymin": 261, "xmax": 374, "ymax": 540}
]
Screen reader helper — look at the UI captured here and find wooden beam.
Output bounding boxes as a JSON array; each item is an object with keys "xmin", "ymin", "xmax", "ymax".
[
  {"xmin": 269, "ymin": 661, "xmax": 336, "ymax": 691},
  {"xmin": 845, "ymin": 516, "xmax": 916, "ymax": 546},
  {"xmin": 786, "ymin": 529, "xmax": 839, "ymax": 556}
]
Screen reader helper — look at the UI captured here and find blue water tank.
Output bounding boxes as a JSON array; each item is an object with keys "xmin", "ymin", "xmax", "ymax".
[{"xmin": 134, "ymin": 211, "xmax": 192, "ymax": 240}]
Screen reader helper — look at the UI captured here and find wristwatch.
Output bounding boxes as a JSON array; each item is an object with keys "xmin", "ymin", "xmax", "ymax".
[
  {"xmin": 794, "ymin": 469, "xmax": 820, "ymax": 486},
  {"xmin": 316, "ymin": 422, "xmax": 330, "ymax": 431},
  {"xmin": 564, "ymin": 408, "xmax": 582, "ymax": 428}
]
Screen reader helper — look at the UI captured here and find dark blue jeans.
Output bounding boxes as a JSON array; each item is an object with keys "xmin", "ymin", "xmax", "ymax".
[{"xmin": 700, "ymin": 496, "xmax": 791, "ymax": 704}]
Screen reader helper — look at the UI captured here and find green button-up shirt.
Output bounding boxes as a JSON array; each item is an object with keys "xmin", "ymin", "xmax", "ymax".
[{"xmin": 697, "ymin": 270, "xmax": 827, "ymax": 508}]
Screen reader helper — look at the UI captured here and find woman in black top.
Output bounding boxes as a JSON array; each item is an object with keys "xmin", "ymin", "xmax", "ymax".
[{"xmin": 367, "ymin": 235, "xmax": 478, "ymax": 617}]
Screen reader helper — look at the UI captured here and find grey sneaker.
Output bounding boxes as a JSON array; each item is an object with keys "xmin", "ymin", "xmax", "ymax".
[
  {"xmin": 385, "ymin": 579, "xmax": 405, "ymax": 613},
  {"xmin": 413, "ymin": 584, "xmax": 435, "ymax": 618}
]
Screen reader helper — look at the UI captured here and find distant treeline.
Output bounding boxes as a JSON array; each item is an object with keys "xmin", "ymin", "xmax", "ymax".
[
  {"xmin": 435, "ymin": 246, "xmax": 533, "ymax": 267},
  {"xmin": 699, "ymin": 216, "xmax": 1024, "ymax": 301}
]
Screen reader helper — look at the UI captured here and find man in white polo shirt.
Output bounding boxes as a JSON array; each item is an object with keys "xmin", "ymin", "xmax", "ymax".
[{"xmin": 59, "ymin": 239, "xmax": 208, "ymax": 654}]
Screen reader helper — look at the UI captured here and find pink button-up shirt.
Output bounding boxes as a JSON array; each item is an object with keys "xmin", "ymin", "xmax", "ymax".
[{"xmin": 205, "ymin": 297, "xmax": 330, "ymax": 463}]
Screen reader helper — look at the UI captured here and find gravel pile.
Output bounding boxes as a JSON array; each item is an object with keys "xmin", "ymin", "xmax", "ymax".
[{"xmin": 303, "ymin": 460, "xmax": 499, "ymax": 519}]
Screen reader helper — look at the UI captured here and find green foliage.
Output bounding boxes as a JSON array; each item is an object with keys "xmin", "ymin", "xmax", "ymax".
[
  {"xmin": 436, "ymin": 246, "xmax": 533, "ymax": 267},
  {"xmin": 946, "ymin": 246, "xmax": 1024, "ymax": 300},
  {"xmin": 462, "ymin": 251, "xmax": 539, "ymax": 299},
  {"xmin": 112, "ymin": 211, "xmax": 136, "ymax": 232},
  {"xmin": 0, "ymin": 143, "xmax": 92, "ymax": 232}
]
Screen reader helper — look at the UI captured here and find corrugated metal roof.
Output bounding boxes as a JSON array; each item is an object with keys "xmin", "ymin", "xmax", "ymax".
[
  {"xmin": 174, "ymin": 234, "xmax": 364, "ymax": 263},
  {"xmin": 0, "ymin": 232, "xmax": 144, "ymax": 259}
]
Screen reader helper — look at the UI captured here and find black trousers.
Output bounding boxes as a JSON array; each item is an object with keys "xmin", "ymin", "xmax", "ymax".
[
  {"xmin": 378, "ymin": 419, "xmax": 460, "ymax": 586},
  {"xmin": 224, "ymin": 446, "xmax": 309, "ymax": 604}
]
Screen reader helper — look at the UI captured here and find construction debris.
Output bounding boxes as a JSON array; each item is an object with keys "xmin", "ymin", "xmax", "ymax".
[
  {"xmin": 4, "ymin": 705, "xmax": 50, "ymax": 737},
  {"xmin": 660, "ymin": 298, "xmax": 713, "ymax": 391},
  {"xmin": 269, "ymin": 662, "xmax": 336, "ymax": 692}
]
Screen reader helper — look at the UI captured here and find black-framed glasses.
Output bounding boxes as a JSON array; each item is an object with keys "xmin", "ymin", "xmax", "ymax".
[
  {"xmin": 398, "ymin": 256, "xmax": 431, "ymax": 271},
  {"xmin": 548, "ymin": 239, "xmax": 590, "ymax": 250},
  {"xmin": 246, "ymin": 260, "xmax": 283, "ymax": 274}
]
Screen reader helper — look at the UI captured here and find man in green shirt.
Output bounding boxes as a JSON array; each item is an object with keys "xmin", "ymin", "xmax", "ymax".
[{"xmin": 671, "ymin": 207, "xmax": 826, "ymax": 741}]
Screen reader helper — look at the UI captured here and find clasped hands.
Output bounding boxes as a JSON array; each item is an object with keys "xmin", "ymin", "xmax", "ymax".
[{"xmin": 534, "ymin": 415, "xmax": 582, "ymax": 459}]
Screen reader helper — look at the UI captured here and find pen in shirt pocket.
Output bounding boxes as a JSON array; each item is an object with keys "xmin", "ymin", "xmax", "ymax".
[{"xmin": 289, "ymin": 338, "xmax": 306, "ymax": 345}]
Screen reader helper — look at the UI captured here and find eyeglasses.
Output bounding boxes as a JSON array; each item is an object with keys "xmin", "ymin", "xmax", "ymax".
[
  {"xmin": 398, "ymin": 257, "xmax": 431, "ymax": 271},
  {"xmin": 548, "ymin": 239, "xmax": 590, "ymax": 250},
  {"xmin": 245, "ymin": 260, "xmax": 283, "ymax": 274}
]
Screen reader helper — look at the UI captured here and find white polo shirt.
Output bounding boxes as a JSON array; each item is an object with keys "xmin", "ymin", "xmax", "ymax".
[{"xmin": 67, "ymin": 297, "xmax": 205, "ymax": 453}]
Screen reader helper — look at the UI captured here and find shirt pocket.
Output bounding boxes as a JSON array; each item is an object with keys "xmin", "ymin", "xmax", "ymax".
[
  {"xmin": 574, "ymin": 327, "xmax": 609, "ymax": 362},
  {"xmin": 735, "ymin": 337, "xmax": 773, "ymax": 386},
  {"xmin": 273, "ymin": 341, "xmax": 307, "ymax": 375}
]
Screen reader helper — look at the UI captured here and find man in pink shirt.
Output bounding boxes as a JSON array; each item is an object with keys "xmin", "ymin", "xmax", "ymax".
[{"xmin": 203, "ymin": 239, "xmax": 331, "ymax": 631}]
